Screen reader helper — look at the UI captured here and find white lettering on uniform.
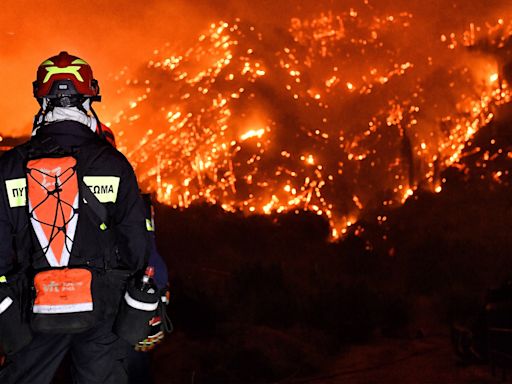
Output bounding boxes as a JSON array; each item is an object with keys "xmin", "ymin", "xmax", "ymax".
[
  {"xmin": 83, "ymin": 176, "xmax": 120, "ymax": 203},
  {"xmin": 42, "ymin": 280, "xmax": 85, "ymax": 293}
]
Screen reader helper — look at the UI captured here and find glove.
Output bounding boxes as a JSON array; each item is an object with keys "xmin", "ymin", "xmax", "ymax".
[
  {"xmin": 134, "ymin": 290, "xmax": 172, "ymax": 352},
  {"xmin": 134, "ymin": 316, "xmax": 165, "ymax": 352}
]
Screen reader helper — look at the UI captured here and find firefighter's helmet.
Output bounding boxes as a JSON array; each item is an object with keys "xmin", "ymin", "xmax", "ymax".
[{"xmin": 33, "ymin": 51, "xmax": 100, "ymax": 106}]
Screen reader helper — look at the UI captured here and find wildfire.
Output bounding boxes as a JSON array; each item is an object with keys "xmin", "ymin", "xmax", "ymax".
[{"xmin": 109, "ymin": 5, "xmax": 512, "ymax": 238}]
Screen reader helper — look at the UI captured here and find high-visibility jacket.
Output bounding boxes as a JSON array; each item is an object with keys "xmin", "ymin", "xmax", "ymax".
[{"xmin": 0, "ymin": 120, "xmax": 147, "ymax": 275}]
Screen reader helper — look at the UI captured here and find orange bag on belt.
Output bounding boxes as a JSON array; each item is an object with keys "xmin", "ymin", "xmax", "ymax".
[
  {"xmin": 33, "ymin": 269, "xmax": 93, "ymax": 314},
  {"xmin": 31, "ymin": 267, "xmax": 99, "ymax": 334}
]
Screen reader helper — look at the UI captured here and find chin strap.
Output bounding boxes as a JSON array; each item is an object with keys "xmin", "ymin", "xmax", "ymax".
[
  {"xmin": 32, "ymin": 98, "xmax": 49, "ymax": 135},
  {"xmin": 32, "ymin": 107, "xmax": 44, "ymax": 135},
  {"xmin": 89, "ymin": 104, "xmax": 104, "ymax": 139}
]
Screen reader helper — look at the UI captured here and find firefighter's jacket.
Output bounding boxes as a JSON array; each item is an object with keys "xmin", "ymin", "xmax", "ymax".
[{"xmin": 0, "ymin": 120, "xmax": 147, "ymax": 275}]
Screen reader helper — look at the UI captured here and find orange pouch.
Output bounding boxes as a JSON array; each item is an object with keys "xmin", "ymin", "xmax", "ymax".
[{"xmin": 31, "ymin": 268, "xmax": 98, "ymax": 334}]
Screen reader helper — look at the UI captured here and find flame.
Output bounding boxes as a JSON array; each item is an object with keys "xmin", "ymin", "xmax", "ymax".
[
  {"xmin": 240, "ymin": 128, "xmax": 265, "ymax": 141},
  {"xmin": 108, "ymin": 9, "xmax": 512, "ymax": 239}
]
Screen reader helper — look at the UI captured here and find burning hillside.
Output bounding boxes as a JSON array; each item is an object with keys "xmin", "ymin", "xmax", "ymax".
[{"xmin": 102, "ymin": 4, "xmax": 512, "ymax": 238}]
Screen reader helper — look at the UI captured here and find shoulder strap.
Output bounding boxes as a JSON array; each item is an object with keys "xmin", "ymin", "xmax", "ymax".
[
  {"xmin": 80, "ymin": 181, "xmax": 108, "ymax": 230},
  {"xmin": 77, "ymin": 142, "xmax": 109, "ymax": 175},
  {"xmin": 15, "ymin": 144, "xmax": 29, "ymax": 162},
  {"xmin": 77, "ymin": 145, "xmax": 111, "ymax": 230}
]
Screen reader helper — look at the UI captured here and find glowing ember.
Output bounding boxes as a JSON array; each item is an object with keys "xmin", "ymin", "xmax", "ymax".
[
  {"xmin": 240, "ymin": 128, "xmax": 265, "ymax": 141},
  {"xmin": 109, "ymin": 6, "xmax": 512, "ymax": 238}
]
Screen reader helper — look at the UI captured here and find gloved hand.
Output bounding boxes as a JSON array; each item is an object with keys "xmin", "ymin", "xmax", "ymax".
[
  {"xmin": 134, "ymin": 290, "xmax": 172, "ymax": 352},
  {"xmin": 134, "ymin": 316, "xmax": 165, "ymax": 352}
]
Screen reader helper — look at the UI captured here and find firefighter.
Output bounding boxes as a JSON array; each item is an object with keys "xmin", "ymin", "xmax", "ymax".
[
  {"xmin": 0, "ymin": 51, "xmax": 148, "ymax": 384},
  {"xmin": 96, "ymin": 124, "xmax": 171, "ymax": 383},
  {"xmin": 126, "ymin": 193, "xmax": 171, "ymax": 384}
]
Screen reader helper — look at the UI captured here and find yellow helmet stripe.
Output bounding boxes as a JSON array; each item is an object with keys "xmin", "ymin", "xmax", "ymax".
[
  {"xmin": 72, "ymin": 58, "xmax": 88, "ymax": 65},
  {"xmin": 43, "ymin": 66, "xmax": 84, "ymax": 83}
]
